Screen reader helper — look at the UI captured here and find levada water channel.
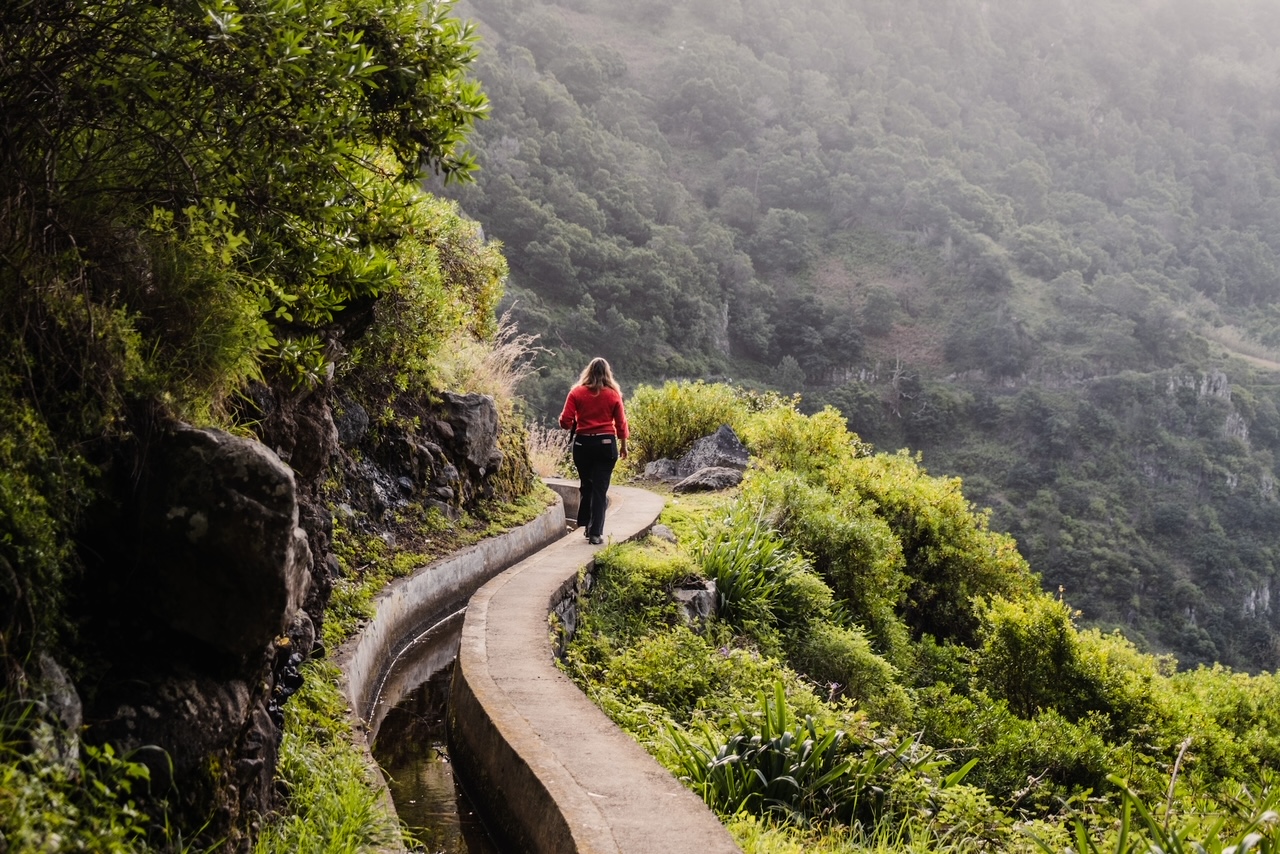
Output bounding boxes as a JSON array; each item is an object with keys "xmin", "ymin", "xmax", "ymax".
[{"xmin": 368, "ymin": 609, "xmax": 501, "ymax": 853}]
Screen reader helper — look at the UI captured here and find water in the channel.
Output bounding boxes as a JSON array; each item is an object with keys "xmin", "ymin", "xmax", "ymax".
[{"xmin": 370, "ymin": 619, "xmax": 500, "ymax": 853}]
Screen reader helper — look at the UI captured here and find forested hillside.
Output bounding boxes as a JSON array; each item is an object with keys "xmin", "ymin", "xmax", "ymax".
[{"xmin": 442, "ymin": 0, "xmax": 1280, "ymax": 672}]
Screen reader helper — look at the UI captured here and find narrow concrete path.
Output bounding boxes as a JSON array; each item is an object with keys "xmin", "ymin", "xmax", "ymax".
[{"xmin": 449, "ymin": 484, "xmax": 742, "ymax": 854}]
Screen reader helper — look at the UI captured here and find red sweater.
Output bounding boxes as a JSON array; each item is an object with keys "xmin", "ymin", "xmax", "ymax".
[{"xmin": 559, "ymin": 385, "xmax": 629, "ymax": 438}]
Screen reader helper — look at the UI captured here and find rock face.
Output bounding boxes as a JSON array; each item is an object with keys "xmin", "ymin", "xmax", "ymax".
[
  {"xmin": 342, "ymin": 391, "xmax": 508, "ymax": 519},
  {"xmin": 673, "ymin": 466, "xmax": 744, "ymax": 493},
  {"xmin": 671, "ymin": 579, "xmax": 718, "ymax": 629},
  {"xmin": 138, "ymin": 424, "xmax": 311, "ymax": 656},
  {"xmin": 66, "ymin": 379, "xmax": 522, "ymax": 851},
  {"xmin": 645, "ymin": 425, "xmax": 749, "ymax": 484},
  {"xmin": 678, "ymin": 425, "xmax": 749, "ymax": 475},
  {"xmin": 441, "ymin": 391, "xmax": 506, "ymax": 497}
]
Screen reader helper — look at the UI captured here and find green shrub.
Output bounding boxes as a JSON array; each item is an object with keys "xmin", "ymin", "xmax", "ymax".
[
  {"xmin": 0, "ymin": 381, "xmax": 91, "ymax": 666},
  {"xmin": 975, "ymin": 595, "xmax": 1167, "ymax": 741},
  {"xmin": 0, "ymin": 699, "xmax": 160, "ymax": 853},
  {"xmin": 628, "ymin": 381, "xmax": 749, "ymax": 465},
  {"xmin": 789, "ymin": 623, "xmax": 903, "ymax": 717},
  {"xmin": 975, "ymin": 595, "xmax": 1083, "ymax": 720},
  {"xmin": 602, "ymin": 627, "xmax": 737, "ymax": 715},
  {"xmin": 342, "ymin": 196, "xmax": 512, "ymax": 401},
  {"xmin": 692, "ymin": 500, "xmax": 810, "ymax": 628},
  {"xmin": 834, "ymin": 451, "xmax": 1039, "ymax": 646},
  {"xmin": 740, "ymin": 405, "xmax": 870, "ymax": 477},
  {"xmin": 916, "ymin": 685, "xmax": 1122, "ymax": 810},
  {"xmin": 1166, "ymin": 665, "xmax": 1280, "ymax": 786},
  {"xmin": 773, "ymin": 569, "xmax": 839, "ymax": 628},
  {"xmin": 746, "ymin": 471, "xmax": 910, "ymax": 662}
]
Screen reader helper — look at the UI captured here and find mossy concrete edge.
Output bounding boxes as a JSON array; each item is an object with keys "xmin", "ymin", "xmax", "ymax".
[{"xmin": 331, "ymin": 492, "xmax": 568, "ymax": 847}]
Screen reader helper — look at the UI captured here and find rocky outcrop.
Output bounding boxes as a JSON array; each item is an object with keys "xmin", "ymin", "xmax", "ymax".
[
  {"xmin": 341, "ymin": 390, "xmax": 509, "ymax": 520},
  {"xmin": 136, "ymin": 424, "xmax": 311, "ymax": 656},
  {"xmin": 673, "ymin": 466, "xmax": 744, "ymax": 493},
  {"xmin": 441, "ymin": 391, "xmax": 506, "ymax": 486},
  {"xmin": 645, "ymin": 425, "xmax": 749, "ymax": 494},
  {"xmin": 62, "ymin": 376, "xmax": 523, "ymax": 851},
  {"xmin": 68, "ymin": 411, "xmax": 324, "ymax": 850}
]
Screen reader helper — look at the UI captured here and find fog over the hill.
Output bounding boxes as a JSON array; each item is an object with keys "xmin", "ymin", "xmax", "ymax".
[{"xmin": 441, "ymin": 0, "xmax": 1280, "ymax": 672}]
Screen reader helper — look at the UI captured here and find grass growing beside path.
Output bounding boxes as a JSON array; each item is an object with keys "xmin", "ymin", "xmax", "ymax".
[{"xmin": 255, "ymin": 485, "xmax": 556, "ymax": 854}]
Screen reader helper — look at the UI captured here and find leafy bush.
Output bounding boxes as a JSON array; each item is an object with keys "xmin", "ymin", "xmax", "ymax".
[
  {"xmin": 4, "ymin": 0, "xmax": 489, "ymax": 389},
  {"xmin": 0, "ymin": 381, "xmax": 92, "ymax": 669},
  {"xmin": 914, "ymin": 684, "xmax": 1123, "ymax": 809},
  {"xmin": 627, "ymin": 381, "xmax": 749, "ymax": 465},
  {"xmin": 668, "ymin": 682, "xmax": 960, "ymax": 827},
  {"xmin": 740, "ymin": 405, "xmax": 871, "ymax": 478},
  {"xmin": 343, "ymin": 197, "xmax": 505, "ymax": 397},
  {"xmin": 789, "ymin": 624, "xmax": 904, "ymax": 718},
  {"xmin": 975, "ymin": 595, "xmax": 1167, "ymax": 742},
  {"xmin": 692, "ymin": 500, "xmax": 809, "ymax": 628},
  {"xmin": 745, "ymin": 471, "xmax": 910, "ymax": 661},
  {"xmin": 572, "ymin": 541, "xmax": 697, "ymax": 642},
  {"xmin": 0, "ymin": 699, "xmax": 160, "ymax": 853},
  {"xmin": 834, "ymin": 451, "xmax": 1039, "ymax": 646}
]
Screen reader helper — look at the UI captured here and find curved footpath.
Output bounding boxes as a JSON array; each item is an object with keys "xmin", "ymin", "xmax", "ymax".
[
  {"xmin": 448, "ymin": 482, "xmax": 740, "ymax": 854},
  {"xmin": 337, "ymin": 480, "xmax": 740, "ymax": 853}
]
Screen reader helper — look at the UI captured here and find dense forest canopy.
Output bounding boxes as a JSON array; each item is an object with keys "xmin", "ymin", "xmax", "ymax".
[{"xmin": 442, "ymin": 0, "xmax": 1280, "ymax": 671}]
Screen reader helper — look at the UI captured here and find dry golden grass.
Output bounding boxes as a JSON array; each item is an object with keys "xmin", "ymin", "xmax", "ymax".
[
  {"xmin": 526, "ymin": 421, "xmax": 572, "ymax": 478},
  {"xmin": 432, "ymin": 309, "xmax": 545, "ymax": 413}
]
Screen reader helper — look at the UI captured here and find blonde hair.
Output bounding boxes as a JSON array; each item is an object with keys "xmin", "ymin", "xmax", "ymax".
[{"xmin": 576, "ymin": 357, "xmax": 621, "ymax": 393}]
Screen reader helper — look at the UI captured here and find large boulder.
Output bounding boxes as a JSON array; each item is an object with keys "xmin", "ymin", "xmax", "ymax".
[
  {"xmin": 646, "ymin": 425, "xmax": 749, "ymax": 483},
  {"xmin": 676, "ymin": 425, "xmax": 748, "ymax": 476},
  {"xmin": 673, "ymin": 466, "xmax": 744, "ymax": 493},
  {"xmin": 441, "ymin": 391, "xmax": 505, "ymax": 479},
  {"xmin": 137, "ymin": 424, "xmax": 312, "ymax": 657}
]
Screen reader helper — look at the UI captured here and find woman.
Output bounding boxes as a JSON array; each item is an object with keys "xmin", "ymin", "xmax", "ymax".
[{"xmin": 559, "ymin": 357, "xmax": 629, "ymax": 544}]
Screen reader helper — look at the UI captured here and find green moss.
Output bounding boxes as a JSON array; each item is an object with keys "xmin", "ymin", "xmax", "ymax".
[{"xmin": 253, "ymin": 661, "xmax": 403, "ymax": 854}]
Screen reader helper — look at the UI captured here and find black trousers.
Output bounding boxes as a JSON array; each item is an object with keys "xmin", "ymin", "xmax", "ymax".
[{"xmin": 572, "ymin": 434, "xmax": 618, "ymax": 538}]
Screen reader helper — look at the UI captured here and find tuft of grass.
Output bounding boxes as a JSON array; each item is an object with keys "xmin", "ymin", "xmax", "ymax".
[
  {"xmin": 252, "ymin": 660, "xmax": 403, "ymax": 854},
  {"xmin": 0, "ymin": 698, "xmax": 162, "ymax": 853},
  {"xmin": 432, "ymin": 309, "xmax": 544, "ymax": 415},
  {"xmin": 526, "ymin": 421, "xmax": 572, "ymax": 478}
]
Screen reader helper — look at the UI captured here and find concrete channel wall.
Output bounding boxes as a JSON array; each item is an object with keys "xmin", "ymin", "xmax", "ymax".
[
  {"xmin": 332, "ymin": 489, "xmax": 568, "ymax": 839},
  {"xmin": 448, "ymin": 484, "xmax": 742, "ymax": 854}
]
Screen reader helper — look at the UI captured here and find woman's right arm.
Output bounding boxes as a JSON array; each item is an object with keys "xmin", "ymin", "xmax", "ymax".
[{"xmin": 558, "ymin": 388, "xmax": 577, "ymax": 430}]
